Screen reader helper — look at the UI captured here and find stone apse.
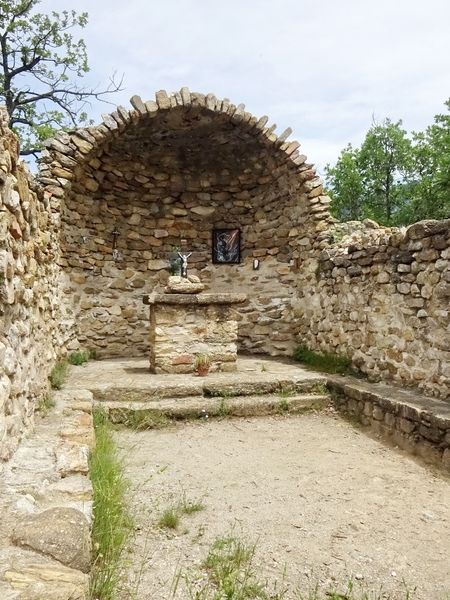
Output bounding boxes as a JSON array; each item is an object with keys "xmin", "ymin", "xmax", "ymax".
[{"xmin": 40, "ymin": 89, "xmax": 332, "ymax": 359}]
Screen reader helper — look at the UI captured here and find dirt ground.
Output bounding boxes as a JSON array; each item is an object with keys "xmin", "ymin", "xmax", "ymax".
[{"xmin": 115, "ymin": 412, "xmax": 450, "ymax": 599}]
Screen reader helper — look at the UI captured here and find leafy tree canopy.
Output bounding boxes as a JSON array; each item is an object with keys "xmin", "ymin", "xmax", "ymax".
[
  {"xmin": 0, "ymin": 0, "xmax": 121, "ymax": 155},
  {"xmin": 325, "ymin": 100, "xmax": 450, "ymax": 226}
]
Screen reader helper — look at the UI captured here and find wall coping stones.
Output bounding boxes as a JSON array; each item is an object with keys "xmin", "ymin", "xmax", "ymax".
[{"xmin": 327, "ymin": 375, "xmax": 450, "ymax": 472}]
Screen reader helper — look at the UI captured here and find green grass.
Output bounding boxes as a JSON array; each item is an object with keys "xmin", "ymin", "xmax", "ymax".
[
  {"xmin": 36, "ymin": 393, "xmax": 55, "ymax": 415},
  {"xmin": 293, "ymin": 345, "xmax": 353, "ymax": 375},
  {"xmin": 218, "ymin": 398, "xmax": 231, "ymax": 417},
  {"xmin": 89, "ymin": 408, "xmax": 133, "ymax": 600},
  {"xmin": 310, "ymin": 382, "xmax": 329, "ymax": 395},
  {"xmin": 158, "ymin": 495, "xmax": 205, "ymax": 530},
  {"xmin": 175, "ymin": 534, "xmax": 421, "ymax": 600},
  {"xmin": 110, "ymin": 408, "xmax": 172, "ymax": 430},
  {"xmin": 68, "ymin": 350, "xmax": 91, "ymax": 365},
  {"xmin": 297, "ymin": 580, "xmax": 418, "ymax": 599},
  {"xmin": 49, "ymin": 359, "xmax": 68, "ymax": 389},
  {"xmin": 202, "ymin": 535, "xmax": 267, "ymax": 599},
  {"xmin": 278, "ymin": 398, "xmax": 290, "ymax": 414},
  {"xmin": 180, "ymin": 496, "xmax": 205, "ymax": 515},
  {"xmin": 158, "ymin": 508, "xmax": 180, "ymax": 529}
]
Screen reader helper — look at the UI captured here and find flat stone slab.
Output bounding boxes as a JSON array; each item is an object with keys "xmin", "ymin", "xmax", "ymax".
[
  {"xmin": 143, "ymin": 292, "xmax": 247, "ymax": 305},
  {"xmin": 65, "ymin": 356, "xmax": 327, "ymax": 402}
]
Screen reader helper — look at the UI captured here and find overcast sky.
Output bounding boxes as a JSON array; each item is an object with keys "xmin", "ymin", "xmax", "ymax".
[{"xmin": 39, "ymin": 0, "xmax": 450, "ymax": 175}]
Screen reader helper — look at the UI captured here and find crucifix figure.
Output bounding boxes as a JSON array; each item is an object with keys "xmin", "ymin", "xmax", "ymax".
[{"xmin": 178, "ymin": 252, "xmax": 192, "ymax": 278}]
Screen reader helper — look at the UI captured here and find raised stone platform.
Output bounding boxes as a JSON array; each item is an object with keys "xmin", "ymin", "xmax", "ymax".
[{"xmin": 144, "ymin": 292, "xmax": 246, "ymax": 374}]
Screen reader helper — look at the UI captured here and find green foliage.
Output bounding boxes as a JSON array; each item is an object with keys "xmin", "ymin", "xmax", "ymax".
[
  {"xmin": 49, "ymin": 359, "xmax": 68, "ymax": 389},
  {"xmin": 325, "ymin": 101, "xmax": 450, "ymax": 226},
  {"xmin": 112, "ymin": 408, "xmax": 172, "ymax": 430},
  {"xmin": 202, "ymin": 535, "xmax": 267, "ymax": 599},
  {"xmin": 36, "ymin": 393, "xmax": 55, "ymax": 414},
  {"xmin": 67, "ymin": 350, "xmax": 90, "ymax": 365},
  {"xmin": 90, "ymin": 407, "xmax": 133, "ymax": 600},
  {"xmin": 293, "ymin": 346, "xmax": 352, "ymax": 375},
  {"xmin": 0, "ymin": 0, "xmax": 120, "ymax": 155},
  {"xmin": 158, "ymin": 495, "xmax": 205, "ymax": 530},
  {"xmin": 158, "ymin": 507, "xmax": 180, "ymax": 530}
]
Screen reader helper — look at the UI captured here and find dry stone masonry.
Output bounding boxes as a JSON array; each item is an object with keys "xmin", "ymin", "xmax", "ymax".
[
  {"xmin": 38, "ymin": 88, "xmax": 328, "ymax": 360},
  {"xmin": 1, "ymin": 87, "xmax": 449, "ymax": 465},
  {"xmin": 0, "ymin": 110, "xmax": 76, "ymax": 461},
  {"xmin": 295, "ymin": 218, "xmax": 450, "ymax": 399},
  {"xmin": 146, "ymin": 291, "xmax": 246, "ymax": 373}
]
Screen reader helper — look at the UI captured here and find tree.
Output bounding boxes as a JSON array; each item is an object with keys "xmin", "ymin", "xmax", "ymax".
[
  {"xmin": 405, "ymin": 100, "xmax": 450, "ymax": 222},
  {"xmin": 357, "ymin": 119, "xmax": 412, "ymax": 224},
  {"xmin": 0, "ymin": 0, "xmax": 121, "ymax": 155},
  {"xmin": 324, "ymin": 144, "xmax": 364, "ymax": 221},
  {"xmin": 325, "ymin": 105, "xmax": 450, "ymax": 226}
]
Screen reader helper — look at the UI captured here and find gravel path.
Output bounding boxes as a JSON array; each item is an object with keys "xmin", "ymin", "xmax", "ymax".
[{"xmin": 115, "ymin": 412, "xmax": 450, "ymax": 599}]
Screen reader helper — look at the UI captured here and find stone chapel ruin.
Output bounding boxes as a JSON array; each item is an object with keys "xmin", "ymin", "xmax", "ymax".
[{"xmin": 1, "ymin": 88, "xmax": 449, "ymax": 461}]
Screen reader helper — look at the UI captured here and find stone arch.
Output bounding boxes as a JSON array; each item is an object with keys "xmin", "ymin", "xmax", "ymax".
[{"xmin": 39, "ymin": 88, "xmax": 333, "ymax": 357}]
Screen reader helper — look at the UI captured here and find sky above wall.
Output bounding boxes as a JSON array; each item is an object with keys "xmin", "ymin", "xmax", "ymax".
[{"xmin": 38, "ymin": 0, "xmax": 450, "ymax": 175}]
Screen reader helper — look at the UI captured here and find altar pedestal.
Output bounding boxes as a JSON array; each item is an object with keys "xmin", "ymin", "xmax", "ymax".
[{"xmin": 143, "ymin": 293, "xmax": 247, "ymax": 374}]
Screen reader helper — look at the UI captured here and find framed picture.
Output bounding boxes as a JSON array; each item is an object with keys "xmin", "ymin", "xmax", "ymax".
[{"xmin": 212, "ymin": 228, "xmax": 241, "ymax": 264}]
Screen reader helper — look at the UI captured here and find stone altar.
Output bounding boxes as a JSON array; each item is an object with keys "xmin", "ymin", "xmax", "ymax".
[{"xmin": 143, "ymin": 292, "xmax": 247, "ymax": 374}]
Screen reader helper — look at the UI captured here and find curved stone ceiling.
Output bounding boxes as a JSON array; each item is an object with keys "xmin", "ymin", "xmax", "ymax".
[{"xmin": 38, "ymin": 88, "xmax": 332, "ymax": 228}]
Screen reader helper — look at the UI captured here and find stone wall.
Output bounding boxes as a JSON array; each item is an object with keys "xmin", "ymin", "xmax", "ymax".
[
  {"xmin": 39, "ymin": 90, "xmax": 330, "ymax": 359},
  {"xmin": 0, "ymin": 109, "xmax": 75, "ymax": 461},
  {"xmin": 295, "ymin": 219, "xmax": 450, "ymax": 399}
]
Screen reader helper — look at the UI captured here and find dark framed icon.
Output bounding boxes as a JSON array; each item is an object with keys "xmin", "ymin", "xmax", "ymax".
[{"xmin": 212, "ymin": 228, "xmax": 241, "ymax": 264}]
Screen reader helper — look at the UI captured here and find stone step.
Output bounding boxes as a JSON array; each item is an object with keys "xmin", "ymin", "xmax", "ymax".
[
  {"xmin": 98, "ymin": 393, "xmax": 330, "ymax": 424},
  {"xmin": 89, "ymin": 376, "xmax": 328, "ymax": 404}
]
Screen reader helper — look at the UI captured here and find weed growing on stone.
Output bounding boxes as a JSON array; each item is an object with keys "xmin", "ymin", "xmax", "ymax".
[
  {"xmin": 293, "ymin": 345, "xmax": 352, "ymax": 375},
  {"xmin": 278, "ymin": 387, "xmax": 296, "ymax": 398},
  {"xmin": 36, "ymin": 393, "xmax": 55, "ymax": 414},
  {"xmin": 112, "ymin": 408, "xmax": 172, "ymax": 430},
  {"xmin": 218, "ymin": 397, "xmax": 231, "ymax": 417},
  {"xmin": 49, "ymin": 359, "xmax": 68, "ymax": 389},
  {"xmin": 310, "ymin": 382, "xmax": 329, "ymax": 395},
  {"xmin": 278, "ymin": 398, "xmax": 290, "ymax": 414},
  {"xmin": 89, "ymin": 407, "xmax": 133, "ymax": 600},
  {"xmin": 68, "ymin": 350, "xmax": 90, "ymax": 365}
]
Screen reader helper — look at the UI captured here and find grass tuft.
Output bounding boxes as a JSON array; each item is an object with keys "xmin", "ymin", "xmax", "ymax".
[
  {"xmin": 158, "ymin": 495, "xmax": 205, "ymax": 530},
  {"xmin": 110, "ymin": 408, "xmax": 172, "ymax": 430},
  {"xmin": 89, "ymin": 407, "xmax": 133, "ymax": 600},
  {"xmin": 293, "ymin": 345, "xmax": 352, "ymax": 375},
  {"xmin": 278, "ymin": 399, "xmax": 290, "ymax": 414},
  {"xmin": 36, "ymin": 393, "xmax": 55, "ymax": 415},
  {"xmin": 158, "ymin": 508, "xmax": 180, "ymax": 530},
  {"xmin": 200, "ymin": 535, "xmax": 268, "ymax": 599},
  {"xmin": 68, "ymin": 350, "xmax": 90, "ymax": 365},
  {"xmin": 49, "ymin": 359, "xmax": 68, "ymax": 389}
]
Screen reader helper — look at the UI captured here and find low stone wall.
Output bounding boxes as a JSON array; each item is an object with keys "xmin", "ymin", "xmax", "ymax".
[
  {"xmin": 0, "ymin": 388, "xmax": 94, "ymax": 599},
  {"xmin": 328, "ymin": 377, "xmax": 450, "ymax": 472},
  {"xmin": 296, "ymin": 218, "xmax": 450, "ymax": 399},
  {"xmin": 0, "ymin": 109, "xmax": 76, "ymax": 461}
]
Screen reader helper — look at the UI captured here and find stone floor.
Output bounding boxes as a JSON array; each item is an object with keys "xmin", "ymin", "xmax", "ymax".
[{"xmin": 65, "ymin": 355, "xmax": 326, "ymax": 393}]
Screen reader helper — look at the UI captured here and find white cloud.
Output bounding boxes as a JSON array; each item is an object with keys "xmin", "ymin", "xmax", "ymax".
[{"xmin": 37, "ymin": 0, "xmax": 450, "ymax": 171}]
